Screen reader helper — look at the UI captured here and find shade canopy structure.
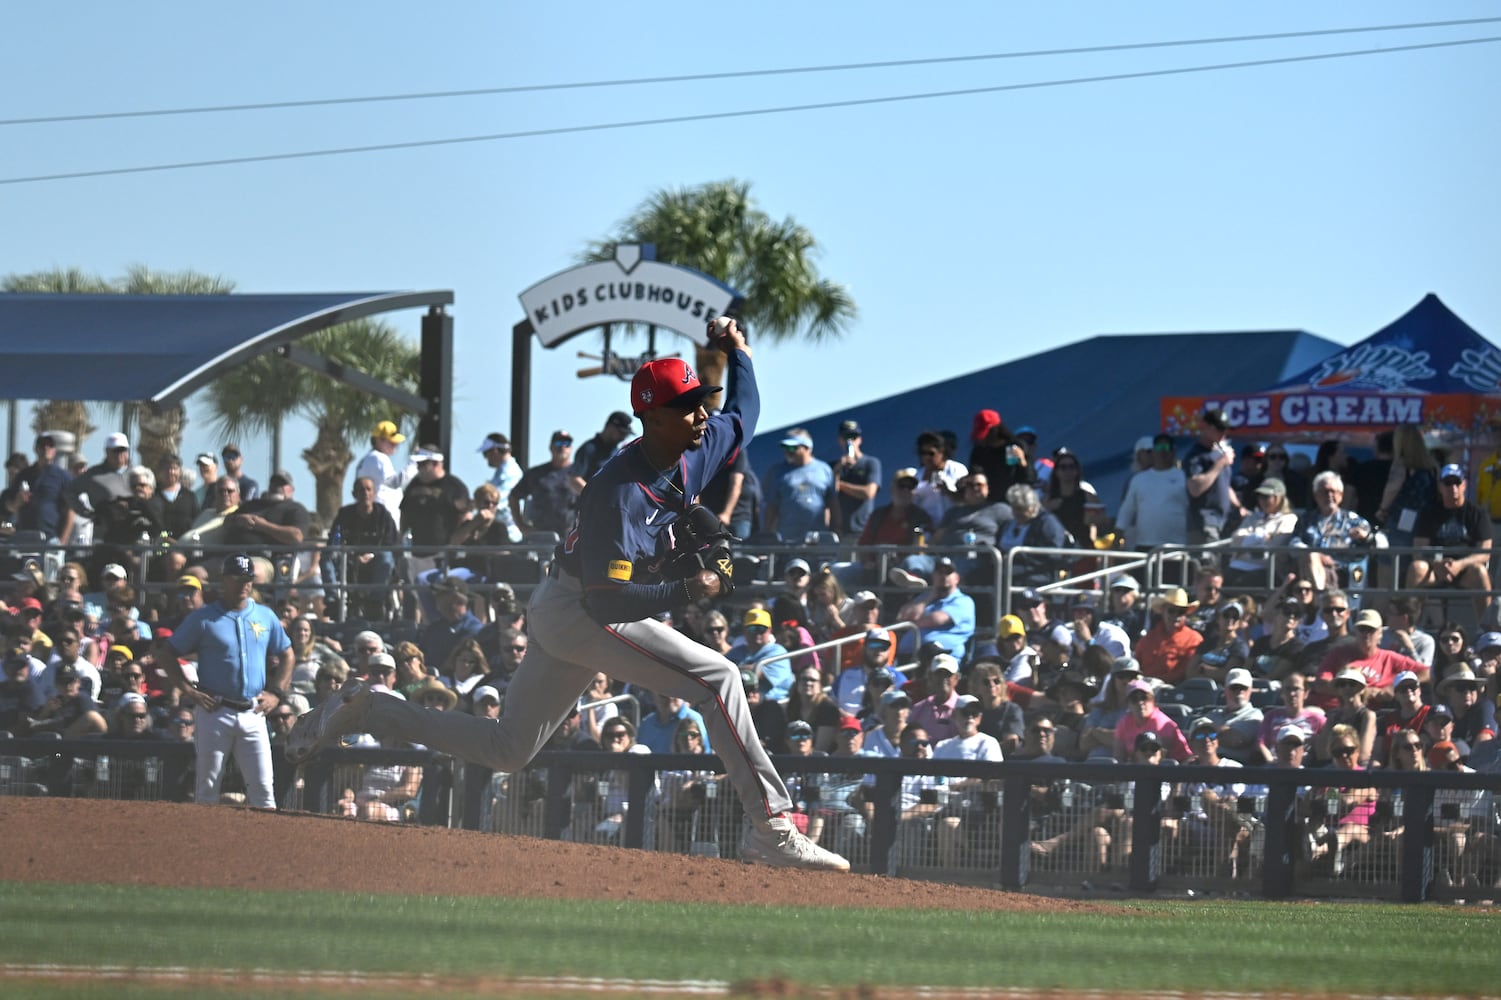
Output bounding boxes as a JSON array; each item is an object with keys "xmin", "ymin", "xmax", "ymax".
[
  {"xmin": 749, "ymin": 327, "xmax": 1340, "ymax": 512},
  {"xmin": 1160, "ymin": 294, "xmax": 1501, "ymax": 441},
  {"xmin": 0, "ymin": 290, "xmax": 453, "ymax": 406}
]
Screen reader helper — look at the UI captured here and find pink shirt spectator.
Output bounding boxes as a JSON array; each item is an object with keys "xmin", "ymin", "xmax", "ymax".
[
  {"xmin": 910, "ymin": 691, "xmax": 960, "ymax": 743},
  {"xmin": 1115, "ymin": 707, "xmax": 1192, "ymax": 762}
]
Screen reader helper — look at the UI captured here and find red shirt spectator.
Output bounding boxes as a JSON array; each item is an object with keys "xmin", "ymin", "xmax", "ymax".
[{"xmin": 1135, "ymin": 588, "xmax": 1202, "ymax": 685}]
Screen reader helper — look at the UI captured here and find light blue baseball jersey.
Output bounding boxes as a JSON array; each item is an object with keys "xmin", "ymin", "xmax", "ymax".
[{"xmin": 168, "ymin": 600, "xmax": 291, "ymax": 701}]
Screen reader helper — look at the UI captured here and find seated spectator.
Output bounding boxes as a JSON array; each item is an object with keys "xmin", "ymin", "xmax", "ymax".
[
  {"xmin": 861, "ymin": 688, "xmax": 910, "ymax": 757},
  {"xmin": 967, "ymin": 659, "xmax": 1025, "ymax": 756},
  {"xmin": 1200, "ymin": 667, "xmax": 1264, "ymax": 764},
  {"xmin": 997, "ymin": 484, "xmax": 1071, "ymax": 587},
  {"xmin": 1469, "ymin": 631, "xmax": 1500, "ymax": 702},
  {"xmin": 410, "ymin": 676, "xmax": 458, "ymax": 712},
  {"xmin": 417, "ymin": 586, "xmax": 483, "ymax": 669},
  {"xmin": 784, "ymin": 667, "xmax": 845, "ymax": 754},
  {"xmin": 471, "ymin": 685, "xmax": 502, "ymax": 720},
  {"xmin": 1114, "ymin": 679, "xmax": 1192, "ymax": 762},
  {"xmin": 933, "ymin": 695, "xmax": 1004, "ymax": 866},
  {"xmin": 804, "ymin": 566, "xmax": 853, "ymax": 648},
  {"xmin": 27, "ymin": 664, "xmax": 107, "ymax": 738},
  {"xmin": 851, "ymin": 723, "xmax": 947, "ymax": 865},
  {"xmin": 1314, "ymin": 608, "xmax": 1427, "ymax": 709},
  {"xmin": 890, "ymin": 471, "xmax": 1011, "ymax": 586},
  {"xmin": 1307, "ymin": 723, "xmax": 1378, "ymax": 877},
  {"xmin": 860, "ymin": 466, "xmax": 932, "ymax": 572},
  {"xmin": 745, "ymin": 671, "xmax": 789, "ymax": 754},
  {"xmin": 442, "ymin": 638, "xmax": 490, "ymax": 702},
  {"xmin": 1438, "ymin": 665, "xmax": 1496, "ymax": 759},
  {"xmin": 577, "ymin": 672, "xmax": 618, "ymax": 744},
  {"xmin": 1312, "ymin": 669, "xmax": 1377, "ymax": 767},
  {"xmin": 1179, "ymin": 717, "xmax": 1255, "ymax": 877},
  {"xmin": 829, "ymin": 592, "xmax": 892, "ymax": 674},
  {"xmin": 1189, "ymin": 598, "xmax": 1253, "ymax": 684},
  {"xmin": 287, "ymin": 615, "xmax": 348, "ymax": 697},
  {"xmin": 909, "ymin": 653, "xmax": 962, "ymax": 743},
  {"xmin": 1255, "ymin": 672, "xmax": 1326, "ymax": 763},
  {"xmin": 637, "ymin": 695, "xmax": 711, "ymax": 755},
  {"xmin": 350, "ymin": 738, "xmax": 424, "ymax": 822},
  {"xmin": 1224, "ymin": 478, "xmax": 1297, "ymax": 588},
  {"xmin": 1289, "ymin": 471, "xmax": 1377, "ymax": 592},
  {"xmin": 698, "ymin": 610, "xmax": 735, "ymax": 659},
  {"xmin": 1136, "ymin": 588, "xmax": 1203, "ymax": 686},
  {"xmin": 1405, "ymin": 463, "xmax": 1493, "ymax": 619},
  {"xmin": 415, "ymin": 481, "xmax": 511, "ymax": 619},
  {"xmin": 911, "ymin": 430, "xmax": 967, "ymax": 524},
  {"xmin": 830, "ymin": 627, "xmax": 901, "ymax": 715},
  {"xmin": 391, "ymin": 642, "xmax": 430, "ymax": 701},
  {"xmin": 42, "ymin": 627, "xmax": 100, "ymax": 701},
  {"xmin": 1374, "ymin": 669, "xmax": 1428, "ymax": 765},
  {"xmin": 1380, "ymin": 596, "xmax": 1435, "ymax": 667},
  {"xmin": 223, "ymin": 469, "xmax": 311, "ymax": 565},
  {"xmin": 893, "ymin": 558, "xmax": 975, "ymax": 660},
  {"xmin": 735, "ymin": 609, "xmax": 791, "ymax": 701}
]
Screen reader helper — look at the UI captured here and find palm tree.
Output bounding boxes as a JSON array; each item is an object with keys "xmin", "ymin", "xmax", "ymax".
[
  {"xmin": 582, "ymin": 180, "xmax": 857, "ymax": 387},
  {"xmin": 3, "ymin": 265, "xmax": 233, "ymax": 469},
  {"xmin": 205, "ymin": 319, "xmax": 421, "ymax": 522}
]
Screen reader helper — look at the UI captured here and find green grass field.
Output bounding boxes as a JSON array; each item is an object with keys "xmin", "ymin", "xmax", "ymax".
[{"xmin": 1, "ymin": 881, "xmax": 1498, "ymax": 998}]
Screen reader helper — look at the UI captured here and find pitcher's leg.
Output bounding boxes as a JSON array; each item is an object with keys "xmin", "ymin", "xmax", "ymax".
[
  {"xmin": 360, "ymin": 643, "xmax": 595, "ymax": 773},
  {"xmin": 589, "ymin": 618, "xmax": 794, "ymax": 821}
]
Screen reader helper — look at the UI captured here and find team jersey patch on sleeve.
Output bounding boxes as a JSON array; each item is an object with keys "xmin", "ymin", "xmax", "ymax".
[{"xmin": 606, "ymin": 559, "xmax": 634, "ymax": 582}]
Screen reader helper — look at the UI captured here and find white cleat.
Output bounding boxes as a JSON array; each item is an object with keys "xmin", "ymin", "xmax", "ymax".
[
  {"xmin": 284, "ymin": 680, "xmax": 371, "ymax": 764},
  {"xmin": 740, "ymin": 816, "xmax": 851, "ymax": 872}
]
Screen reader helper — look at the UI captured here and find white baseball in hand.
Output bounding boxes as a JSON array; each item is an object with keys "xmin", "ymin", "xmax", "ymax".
[{"xmin": 709, "ymin": 316, "xmax": 734, "ymax": 337}]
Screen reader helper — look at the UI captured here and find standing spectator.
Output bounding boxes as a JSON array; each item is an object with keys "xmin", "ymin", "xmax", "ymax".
[
  {"xmin": 1043, "ymin": 448, "xmax": 1099, "ymax": 546},
  {"xmin": 1265, "ymin": 443, "xmax": 1313, "ymax": 511},
  {"xmin": 476, "ymin": 432, "xmax": 524, "ymax": 542},
  {"xmin": 65, "ymin": 431, "xmax": 133, "ymax": 550},
  {"xmin": 509, "ymin": 431, "xmax": 576, "ymax": 537},
  {"xmin": 967, "ymin": 410, "xmax": 1033, "ymax": 494},
  {"xmin": 1184, "ymin": 410, "xmax": 1239, "ymax": 544},
  {"xmin": 219, "ymin": 443, "xmax": 260, "ymax": 502},
  {"xmin": 763, "ymin": 428, "xmax": 836, "ymax": 542},
  {"xmin": 151, "ymin": 454, "xmax": 199, "ymax": 540},
  {"xmin": 403, "ymin": 447, "xmax": 470, "ymax": 568},
  {"xmin": 355, "ymin": 420, "xmax": 417, "ymax": 517},
  {"xmin": 156, "ymin": 553, "xmax": 293, "ymax": 809},
  {"xmin": 192, "ymin": 453, "xmax": 219, "ymax": 508},
  {"xmin": 0, "ymin": 432, "xmax": 74, "ymax": 544},
  {"xmin": 700, "ymin": 443, "xmax": 757, "ymax": 540},
  {"xmin": 830, "ymin": 419, "xmax": 881, "ymax": 537},
  {"xmin": 1406, "ymin": 463, "xmax": 1493, "ymax": 619},
  {"xmin": 327, "ymin": 477, "xmax": 400, "ymax": 621},
  {"xmin": 569, "ymin": 412, "xmax": 634, "ymax": 489},
  {"xmin": 1117, "ymin": 433, "xmax": 1189, "ymax": 549},
  {"xmin": 1375, "ymin": 424, "xmax": 1438, "ymax": 550},
  {"xmin": 912, "ymin": 429, "xmax": 968, "ymax": 524},
  {"xmin": 1135, "ymin": 588, "xmax": 1204, "ymax": 686}
]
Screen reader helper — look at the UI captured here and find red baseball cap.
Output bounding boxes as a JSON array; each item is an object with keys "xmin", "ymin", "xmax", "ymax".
[
  {"xmin": 630, "ymin": 359, "xmax": 721, "ymax": 416},
  {"xmin": 20, "ymin": 596, "xmax": 43, "ymax": 613}
]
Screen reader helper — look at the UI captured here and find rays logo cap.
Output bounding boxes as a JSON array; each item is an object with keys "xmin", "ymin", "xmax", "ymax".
[
  {"xmin": 630, "ymin": 358, "xmax": 721, "ymax": 416},
  {"xmin": 221, "ymin": 553, "xmax": 255, "ymax": 579}
]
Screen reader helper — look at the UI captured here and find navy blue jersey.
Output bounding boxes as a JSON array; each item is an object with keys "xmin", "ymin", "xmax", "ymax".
[{"xmin": 559, "ymin": 349, "xmax": 759, "ymax": 624}]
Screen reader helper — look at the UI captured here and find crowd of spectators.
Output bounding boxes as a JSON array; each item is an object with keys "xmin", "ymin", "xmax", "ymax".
[{"xmin": 3, "ymin": 409, "xmax": 1500, "ymax": 883}]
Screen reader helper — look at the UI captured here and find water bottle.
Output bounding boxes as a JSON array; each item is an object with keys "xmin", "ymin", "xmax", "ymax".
[
  {"xmin": 963, "ymin": 530, "xmax": 977, "ymax": 560},
  {"xmin": 913, "ymin": 525, "xmax": 926, "ymax": 549}
]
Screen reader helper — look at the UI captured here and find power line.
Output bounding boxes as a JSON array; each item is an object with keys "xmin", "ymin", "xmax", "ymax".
[
  {"xmin": 2, "ymin": 16, "xmax": 1498, "ymax": 127},
  {"xmin": 2, "ymin": 33, "xmax": 1495, "ymax": 187}
]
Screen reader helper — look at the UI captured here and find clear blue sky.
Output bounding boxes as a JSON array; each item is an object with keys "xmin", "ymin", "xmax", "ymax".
[{"xmin": 2, "ymin": 2, "xmax": 1497, "ymax": 495}]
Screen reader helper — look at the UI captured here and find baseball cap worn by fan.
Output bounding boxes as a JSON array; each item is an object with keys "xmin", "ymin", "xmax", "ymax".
[
  {"xmin": 176, "ymin": 575, "xmax": 203, "ymax": 591},
  {"xmin": 996, "ymin": 615, "xmax": 1026, "ymax": 639},
  {"xmin": 104, "ymin": 432, "xmax": 130, "ymax": 451},
  {"xmin": 837, "ymin": 715, "xmax": 863, "ymax": 732},
  {"xmin": 607, "ymin": 411, "xmax": 634, "ymax": 431},
  {"xmin": 743, "ymin": 608, "xmax": 772, "ymax": 630},
  {"xmin": 221, "ymin": 553, "xmax": 255, "ymax": 579},
  {"xmin": 929, "ymin": 654, "xmax": 960, "ymax": 676},
  {"xmin": 781, "ymin": 432, "xmax": 814, "ymax": 450},
  {"xmin": 1441, "ymin": 463, "xmax": 1466, "ymax": 483},
  {"xmin": 630, "ymin": 358, "xmax": 721, "ymax": 416},
  {"xmin": 411, "ymin": 447, "xmax": 444, "ymax": 464},
  {"xmin": 371, "ymin": 420, "xmax": 405, "ymax": 444},
  {"xmin": 476, "ymin": 433, "xmax": 511, "ymax": 454},
  {"xmin": 839, "ymin": 419, "xmax": 862, "ymax": 438}
]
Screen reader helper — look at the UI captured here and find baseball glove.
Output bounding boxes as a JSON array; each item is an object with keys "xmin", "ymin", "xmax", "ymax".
[{"xmin": 667, "ymin": 504, "xmax": 736, "ymax": 597}]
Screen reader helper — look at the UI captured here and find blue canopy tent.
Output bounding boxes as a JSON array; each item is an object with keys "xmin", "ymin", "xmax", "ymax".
[{"xmin": 1161, "ymin": 294, "xmax": 1501, "ymax": 444}]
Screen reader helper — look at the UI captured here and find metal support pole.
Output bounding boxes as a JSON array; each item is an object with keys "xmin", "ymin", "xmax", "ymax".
[
  {"xmin": 1261, "ymin": 782, "xmax": 1298, "ymax": 899},
  {"xmin": 868, "ymin": 771, "xmax": 901, "ymax": 874},
  {"xmin": 544, "ymin": 765, "xmax": 571, "ymax": 839},
  {"xmin": 1128, "ymin": 778, "xmax": 1163, "ymax": 892},
  {"xmin": 624, "ymin": 766, "xmax": 652, "ymax": 849},
  {"xmin": 999, "ymin": 773, "xmax": 1031, "ymax": 890},
  {"xmin": 419, "ymin": 306, "xmax": 453, "ymax": 462},
  {"xmin": 1399, "ymin": 784, "xmax": 1436, "ymax": 903},
  {"xmin": 511, "ymin": 319, "xmax": 534, "ymax": 468}
]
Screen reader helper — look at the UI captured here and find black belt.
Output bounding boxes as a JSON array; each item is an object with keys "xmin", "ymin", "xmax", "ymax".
[{"xmin": 211, "ymin": 693, "xmax": 255, "ymax": 711}]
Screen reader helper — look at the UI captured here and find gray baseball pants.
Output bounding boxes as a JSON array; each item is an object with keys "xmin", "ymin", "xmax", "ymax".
[{"xmin": 359, "ymin": 568, "xmax": 793, "ymax": 821}]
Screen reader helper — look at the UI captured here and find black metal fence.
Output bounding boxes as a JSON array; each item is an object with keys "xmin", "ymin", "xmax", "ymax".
[{"xmin": 5, "ymin": 736, "xmax": 1497, "ymax": 903}]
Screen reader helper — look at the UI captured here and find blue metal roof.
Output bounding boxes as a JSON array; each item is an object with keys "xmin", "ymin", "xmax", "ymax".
[
  {"xmin": 0, "ymin": 290, "xmax": 452, "ymax": 405},
  {"xmin": 748, "ymin": 328, "xmax": 1342, "ymax": 516}
]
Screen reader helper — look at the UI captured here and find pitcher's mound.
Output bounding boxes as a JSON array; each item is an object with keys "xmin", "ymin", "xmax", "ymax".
[{"xmin": 1, "ymin": 798, "xmax": 1108, "ymax": 913}]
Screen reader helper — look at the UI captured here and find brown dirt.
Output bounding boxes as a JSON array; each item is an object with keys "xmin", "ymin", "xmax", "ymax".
[{"xmin": 0, "ymin": 798, "xmax": 1111, "ymax": 913}]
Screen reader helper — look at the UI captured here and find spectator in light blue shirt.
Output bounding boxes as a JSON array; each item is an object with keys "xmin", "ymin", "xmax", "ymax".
[
  {"xmin": 637, "ymin": 695, "xmax": 711, "ymax": 754},
  {"xmin": 895, "ymin": 557, "xmax": 975, "ymax": 660},
  {"xmin": 763, "ymin": 429, "xmax": 836, "ymax": 542}
]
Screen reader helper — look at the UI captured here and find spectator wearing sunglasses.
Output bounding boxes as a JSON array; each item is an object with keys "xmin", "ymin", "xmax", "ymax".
[
  {"xmin": 1113, "ymin": 679, "xmax": 1191, "ymax": 762},
  {"xmin": 1116, "ymin": 432, "xmax": 1189, "ymax": 550},
  {"xmin": 1136, "ymin": 588, "xmax": 1203, "ymax": 687}
]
